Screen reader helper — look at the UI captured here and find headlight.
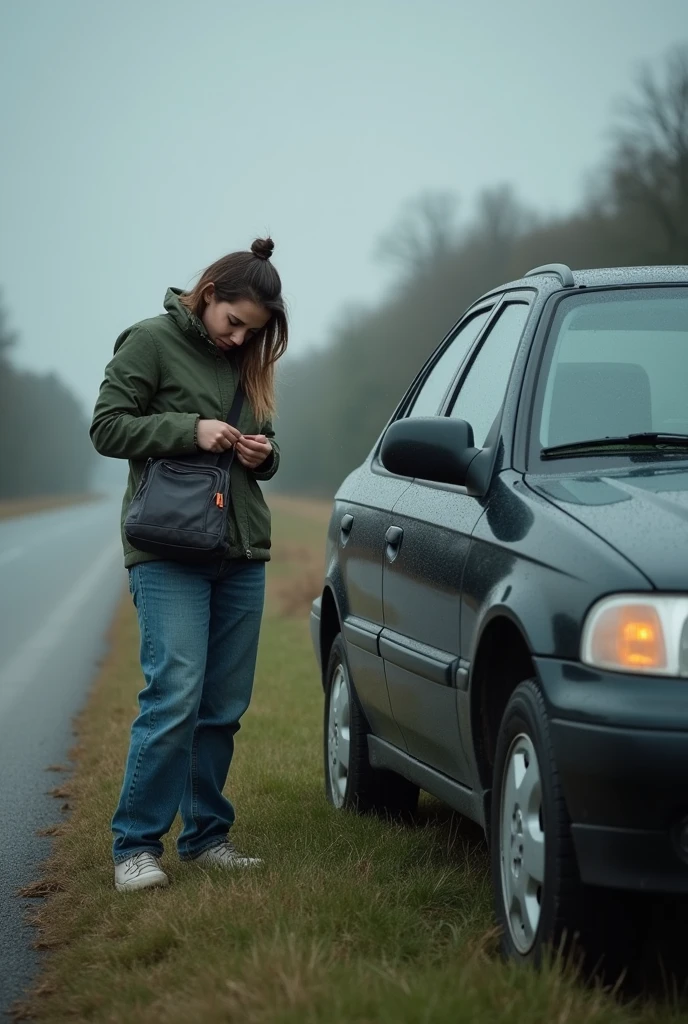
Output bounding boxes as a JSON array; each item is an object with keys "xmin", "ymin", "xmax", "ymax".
[{"xmin": 581, "ymin": 595, "xmax": 688, "ymax": 677}]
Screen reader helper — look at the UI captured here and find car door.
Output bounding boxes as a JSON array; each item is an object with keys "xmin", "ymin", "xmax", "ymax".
[
  {"xmin": 334, "ymin": 475, "xmax": 412, "ymax": 749},
  {"xmin": 335, "ymin": 307, "xmax": 493, "ymax": 749},
  {"xmin": 381, "ymin": 299, "xmax": 532, "ymax": 782}
]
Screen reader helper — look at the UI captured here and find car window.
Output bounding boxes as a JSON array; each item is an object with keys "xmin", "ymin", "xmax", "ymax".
[
  {"xmin": 449, "ymin": 302, "xmax": 530, "ymax": 446},
  {"xmin": 407, "ymin": 308, "xmax": 492, "ymax": 418},
  {"xmin": 538, "ymin": 289, "xmax": 688, "ymax": 448}
]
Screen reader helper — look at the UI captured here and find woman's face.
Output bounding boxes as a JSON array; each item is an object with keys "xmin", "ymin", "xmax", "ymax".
[{"xmin": 201, "ymin": 288, "xmax": 271, "ymax": 352}]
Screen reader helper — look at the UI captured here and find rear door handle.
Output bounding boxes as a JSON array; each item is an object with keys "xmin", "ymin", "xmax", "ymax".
[
  {"xmin": 385, "ymin": 525, "xmax": 404, "ymax": 562},
  {"xmin": 340, "ymin": 514, "xmax": 354, "ymax": 544}
]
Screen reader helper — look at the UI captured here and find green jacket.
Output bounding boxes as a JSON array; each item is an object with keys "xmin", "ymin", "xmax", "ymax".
[{"xmin": 90, "ymin": 288, "xmax": 280, "ymax": 569}]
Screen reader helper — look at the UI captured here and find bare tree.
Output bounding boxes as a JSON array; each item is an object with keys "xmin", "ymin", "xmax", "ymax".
[
  {"xmin": 475, "ymin": 185, "xmax": 533, "ymax": 245},
  {"xmin": 0, "ymin": 292, "xmax": 16, "ymax": 364},
  {"xmin": 0, "ymin": 289, "xmax": 95, "ymax": 499},
  {"xmin": 375, "ymin": 191, "xmax": 459, "ymax": 274},
  {"xmin": 275, "ymin": 48, "xmax": 688, "ymax": 497},
  {"xmin": 609, "ymin": 45, "xmax": 688, "ymax": 260}
]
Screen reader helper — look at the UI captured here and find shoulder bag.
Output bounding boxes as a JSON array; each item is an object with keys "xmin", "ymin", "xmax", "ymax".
[{"xmin": 124, "ymin": 386, "xmax": 244, "ymax": 562}]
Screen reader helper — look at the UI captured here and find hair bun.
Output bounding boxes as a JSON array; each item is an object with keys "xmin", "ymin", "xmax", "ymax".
[{"xmin": 251, "ymin": 237, "xmax": 275, "ymax": 261}]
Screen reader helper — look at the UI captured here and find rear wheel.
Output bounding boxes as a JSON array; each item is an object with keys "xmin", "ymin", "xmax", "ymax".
[{"xmin": 324, "ymin": 635, "xmax": 419, "ymax": 816}]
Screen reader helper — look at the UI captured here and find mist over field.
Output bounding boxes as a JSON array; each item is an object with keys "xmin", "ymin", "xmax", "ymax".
[{"xmin": 0, "ymin": 1, "xmax": 686, "ymax": 499}]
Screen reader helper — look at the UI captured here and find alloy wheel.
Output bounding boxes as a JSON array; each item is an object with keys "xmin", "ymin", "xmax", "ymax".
[
  {"xmin": 327, "ymin": 663, "xmax": 351, "ymax": 807},
  {"xmin": 499, "ymin": 732, "xmax": 545, "ymax": 954}
]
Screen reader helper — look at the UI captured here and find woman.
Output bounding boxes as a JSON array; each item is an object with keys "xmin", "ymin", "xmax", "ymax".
[{"xmin": 90, "ymin": 238, "xmax": 287, "ymax": 892}]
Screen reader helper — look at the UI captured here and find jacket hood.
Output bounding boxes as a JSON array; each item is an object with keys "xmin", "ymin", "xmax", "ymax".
[
  {"xmin": 527, "ymin": 462, "xmax": 688, "ymax": 589},
  {"xmin": 163, "ymin": 287, "xmax": 213, "ymax": 349}
]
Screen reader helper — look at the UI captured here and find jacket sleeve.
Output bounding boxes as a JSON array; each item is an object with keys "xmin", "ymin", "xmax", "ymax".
[
  {"xmin": 250, "ymin": 420, "xmax": 280, "ymax": 481},
  {"xmin": 90, "ymin": 326, "xmax": 199, "ymax": 460}
]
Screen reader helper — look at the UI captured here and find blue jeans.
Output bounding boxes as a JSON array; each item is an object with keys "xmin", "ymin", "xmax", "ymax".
[{"xmin": 112, "ymin": 558, "xmax": 266, "ymax": 863}]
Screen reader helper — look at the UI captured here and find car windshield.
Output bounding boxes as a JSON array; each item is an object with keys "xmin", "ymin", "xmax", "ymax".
[{"xmin": 537, "ymin": 287, "xmax": 688, "ymax": 454}]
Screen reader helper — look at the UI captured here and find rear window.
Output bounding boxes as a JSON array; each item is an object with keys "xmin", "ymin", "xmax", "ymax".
[{"xmin": 537, "ymin": 288, "xmax": 688, "ymax": 449}]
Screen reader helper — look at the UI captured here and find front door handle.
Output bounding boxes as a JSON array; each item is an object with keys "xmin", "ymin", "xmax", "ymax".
[
  {"xmin": 385, "ymin": 525, "xmax": 404, "ymax": 562},
  {"xmin": 340, "ymin": 514, "xmax": 354, "ymax": 544}
]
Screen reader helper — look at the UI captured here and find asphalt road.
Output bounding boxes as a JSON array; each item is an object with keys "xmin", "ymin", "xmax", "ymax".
[{"xmin": 0, "ymin": 496, "xmax": 125, "ymax": 1019}]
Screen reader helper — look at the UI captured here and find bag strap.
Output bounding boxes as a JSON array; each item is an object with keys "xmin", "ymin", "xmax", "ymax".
[
  {"xmin": 225, "ymin": 381, "xmax": 244, "ymax": 428},
  {"xmin": 216, "ymin": 382, "xmax": 245, "ymax": 468}
]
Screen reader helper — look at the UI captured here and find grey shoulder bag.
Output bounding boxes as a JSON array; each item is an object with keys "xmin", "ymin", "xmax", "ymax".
[{"xmin": 124, "ymin": 385, "xmax": 244, "ymax": 563}]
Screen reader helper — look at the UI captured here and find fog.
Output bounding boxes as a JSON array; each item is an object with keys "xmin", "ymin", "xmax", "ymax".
[{"xmin": 1, "ymin": 0, "xmax": 687, "ymax": 498}]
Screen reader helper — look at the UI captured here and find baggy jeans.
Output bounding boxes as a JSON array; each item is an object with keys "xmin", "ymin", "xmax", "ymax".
[{"xmin": 112, "ymin": 558, "xmax": 265, "ymax": 864}]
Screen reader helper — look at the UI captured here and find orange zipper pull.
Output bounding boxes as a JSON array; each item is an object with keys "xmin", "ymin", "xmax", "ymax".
[{"xmin": 215, "ymin": 492, "xmax": 224, "ymax": 508}]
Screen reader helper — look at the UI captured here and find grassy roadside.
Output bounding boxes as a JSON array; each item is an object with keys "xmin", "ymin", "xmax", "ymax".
[
  {"xmin": 12, "ymin": 497, "xmax": 687, "ymax": 1023},
  {"xmin": 0, "ymin": 493, "xmax": 98, "ymax": 522}
]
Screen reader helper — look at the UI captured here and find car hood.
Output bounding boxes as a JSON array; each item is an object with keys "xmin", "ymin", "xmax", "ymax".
[{"xmin": 526, "ymin": 462, "xmax": 688, "ymax": 590}]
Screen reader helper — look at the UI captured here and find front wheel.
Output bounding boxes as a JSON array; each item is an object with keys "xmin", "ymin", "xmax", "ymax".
[
  {"xmin": 324, "ymin": 635, "xmax": 418, "ymax": 817},
  {"xmin": 491, "ymin": 679, "xmax": 646, "ymax": 978}
]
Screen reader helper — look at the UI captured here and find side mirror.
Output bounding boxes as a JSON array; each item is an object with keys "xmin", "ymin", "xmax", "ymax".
[{"xmin": 380, "ymin": 417, "xmax": 481, "ymax": 487}]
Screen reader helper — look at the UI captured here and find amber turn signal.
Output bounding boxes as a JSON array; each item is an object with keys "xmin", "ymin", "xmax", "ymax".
[
  {"xmin": 589, "ymin": 604, "xmax": 667, "ymax": 670},
  {"xmin": 581, "ymin": 595, "xmax": 688, "ymax": 676}
]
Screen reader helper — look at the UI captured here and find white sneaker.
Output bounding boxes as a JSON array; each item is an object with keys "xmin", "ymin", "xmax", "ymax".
[
  {"xmin": 192, "ymin": 839, "xmax": 262, "ymax": 869},
  {"xmin": 114, "ymin": 852, "xmax": 169, "ymax": 892}
]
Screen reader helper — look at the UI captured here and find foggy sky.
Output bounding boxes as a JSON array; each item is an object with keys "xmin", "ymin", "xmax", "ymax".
[{"xmin": 1, "ymin": 0, "xmax": 686, "ymax": 411}]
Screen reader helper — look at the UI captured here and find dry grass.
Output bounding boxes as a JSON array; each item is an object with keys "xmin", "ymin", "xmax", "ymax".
[
  {"xmin": 268, "ymin": 494, "xmax": 333, "ymax": 524},
  {"xmin": 0, "ymin": 494, "xmax": 98, "ymax": 522},
  {"xmin": 268, "ymin": 542, "xmax": 324, "ymax": 616},
  {"xmin": 45, "ymin": 787, "xmax": 71, "ymax": 800},
  {"xmin": 16, "ymin": 880, "xmax": 65, "ymax": 900},
  {"xmin": 266, "ymin": 495, "xmax": 331, "ymax": 617},
  {"xmin": 11, "ymin": 497, "xmax": 688, "ymax": 1023}
]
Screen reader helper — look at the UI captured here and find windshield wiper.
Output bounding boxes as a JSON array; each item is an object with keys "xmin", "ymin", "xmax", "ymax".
[{"xmin": 542, "ymin": 433, "xmax": 688, "ymax": 458}]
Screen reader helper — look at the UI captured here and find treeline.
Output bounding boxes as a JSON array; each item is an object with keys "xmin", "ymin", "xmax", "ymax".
[
  {"xmin": 0, "ymin": 300, "xmax": 94, "ymax": 500},
  {"xmin": 275, "ymin": 46, "xmax": 688, "ymax": 496}
]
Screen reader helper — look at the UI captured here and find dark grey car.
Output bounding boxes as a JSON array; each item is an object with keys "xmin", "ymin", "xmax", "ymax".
[{"xmin": 310, "ymin": 263, "xmax": 688, "ymax": 970}]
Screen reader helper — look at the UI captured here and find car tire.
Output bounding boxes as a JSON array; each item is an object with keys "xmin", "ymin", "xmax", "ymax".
[
  {"xmin": 324, "ymin": 635, "xmax": 419, "ymax": 817},
  {"xmin": 491, "ymin": 678, "xmax": 646, "ymax": 978},
  {"xmin": 491, "ymin": 679, "xmax": 579, "ymax": 966},
  {"xmin": 489, "ymin": 675, "xmax": 651, "ymax": 978}
]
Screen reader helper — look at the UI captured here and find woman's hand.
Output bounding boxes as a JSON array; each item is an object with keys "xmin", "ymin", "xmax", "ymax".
[
  {"xmin": 196, "ymin": 419, "xmax": 242, "ymax": 453},
  {"xmin": 236, "ymin": 434, "xmax": 273, "ymax": 469}
]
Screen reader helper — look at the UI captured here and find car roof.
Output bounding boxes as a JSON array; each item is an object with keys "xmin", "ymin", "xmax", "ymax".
[{"xmin": 476, "ymin": 264, "xmax": 688, "ymax": 304}]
